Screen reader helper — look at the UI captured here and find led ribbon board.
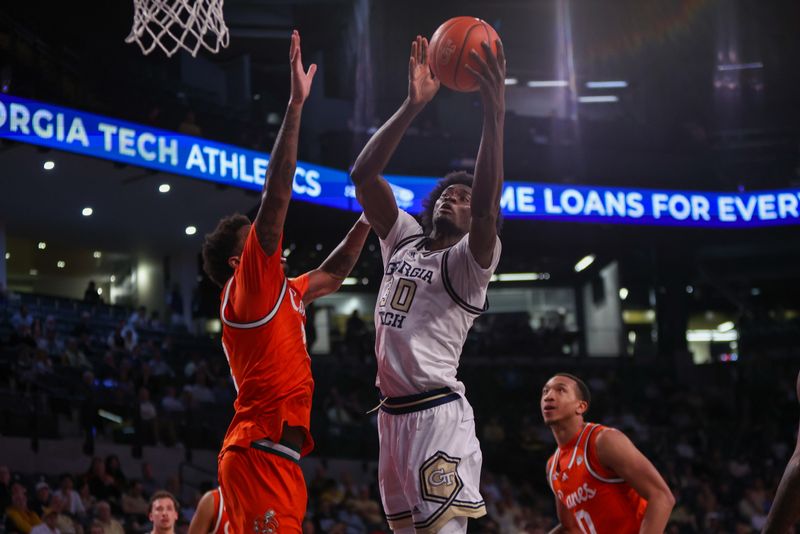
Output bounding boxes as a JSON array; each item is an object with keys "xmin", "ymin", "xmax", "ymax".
[{"xmin": 1, "ymin": 93, "xmax": 799, "ymax": 227}]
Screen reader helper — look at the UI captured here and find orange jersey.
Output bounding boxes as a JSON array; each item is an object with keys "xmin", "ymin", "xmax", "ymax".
[
  {"xmin": 219, "ymin": 226, "xmax": 314, "ymax": 456},
  {"xmin": 210, "ymin": 488, "xmax": 229, "ymax": 534},
  {"xmin": 547, "ymin": 423, "xmax": 647, "ymax": 534}
]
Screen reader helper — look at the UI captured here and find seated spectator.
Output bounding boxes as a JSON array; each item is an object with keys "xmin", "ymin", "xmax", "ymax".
[
  {"xmin": 32, "ymin": 482, "xmax": 52, "ymax": 517},
  {"xmin": 127, "ymin": 306, "xmax": 147, "ymax": 331},
  {"xmin": 93, "ymin": 502, "xmax": 123, "ymax": 534},
  {"xmin": 121, "ymin": 480, "xmax": 149, "ymax": 529},
  {"xmin": 53, "ymin": 475, "xmax": 85, "ymax": 518},
  {"xmin": 84, "ymin": 458, "xmax": 119, "ymax": 503},
  {"xmin": 149, "ymin": 351, "xmax": 173, "ymax": 378},
  {"xmin": 6, "ymin": 482, "xmax": 41, "ymax": 534},
  {"xmin": 77, "ymin": 482, "xmax": 95, "ymax": 515},
  {"xmin": 29, "ymin": 506, "xmax": 58, "ymax": 534},
  {"xmin": 46, "ymin": 495, "xmax": 81, "ymax": 534},
  {"xmin": 63, "ymin": 339, "xmax": 92, "ymax": 370},
  {"xmin": 104, "ymin": 456, "xmax": 126, "ymax": 491}
]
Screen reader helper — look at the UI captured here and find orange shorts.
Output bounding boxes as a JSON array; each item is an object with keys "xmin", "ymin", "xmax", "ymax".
[{"xmin": 218, "ymin": 440, "xmax": 307, "ymax": 534}]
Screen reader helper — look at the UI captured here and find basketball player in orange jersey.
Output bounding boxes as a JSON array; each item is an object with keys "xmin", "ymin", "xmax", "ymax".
[
  {"xmin": 541, "ymin": 373, "xmax": 675, "ymax": 534},
  {"xmin": 201, "ymin": 31, "xmax": 371, "ymax": 534},
  {"xmin": 762, "ymin": 370, "xmax": 800, "ymax": 533},
  {"xmin": 188, "ymin": 488, "xmax": 228, "ymax": 534}
]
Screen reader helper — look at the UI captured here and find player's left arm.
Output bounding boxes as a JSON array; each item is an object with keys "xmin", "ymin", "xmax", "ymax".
[
  {"xmin": 594, "ymin": 429, "xmax": 675, "ymax": 534},
  {"xmin": 187, "ymin": 491, "xmax": 215, "ymax": 534},
  {"xmin": 302, "ymin": 216, "xmax": 371, "ymax": 305},
  {"xmin": 464, "ymin": 40, "xmax": 506, "ymax": 269}
]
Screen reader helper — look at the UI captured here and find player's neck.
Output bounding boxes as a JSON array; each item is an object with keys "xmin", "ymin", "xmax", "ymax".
[
  {"xmin": 550, "ymin": 417, "xmax": 586, "ymax": 448},
  {"xmin": 151, "ymin": 528, "xmax": 174, "ymax": 534},
  {"xmin": 428, "ymin": 227, "xmax": 464, "ymax": 250}
]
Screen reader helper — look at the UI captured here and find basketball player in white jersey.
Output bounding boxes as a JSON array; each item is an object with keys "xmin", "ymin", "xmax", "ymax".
[{"xmin": 349, "ymin": 35, "xmax": 506, "ymax": 533}]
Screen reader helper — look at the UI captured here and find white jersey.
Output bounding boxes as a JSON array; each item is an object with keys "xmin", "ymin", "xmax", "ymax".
[{"xmin": 375, "ymin": 210, "xmax": 501, "ymax": 397}]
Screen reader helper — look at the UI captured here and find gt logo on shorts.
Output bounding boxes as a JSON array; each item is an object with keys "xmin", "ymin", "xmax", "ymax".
[
  {"xmin": 420, "ymin": 451, "xmax": 463, "ymax": 502},
  {"xmin": 253, "ymin": 510, "xmax": 279, "ymax": 533}
]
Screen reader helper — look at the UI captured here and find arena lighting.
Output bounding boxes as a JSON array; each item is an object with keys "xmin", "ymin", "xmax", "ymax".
[
  {"xmin": 717, "ymin": 62, "xmax": 763, "ymax": 71},
  {"xmin": 185, "ymin": 225, "xmax": 197, "ymax": 235},
  {"xmin": 110, "ymin": 275, "xmax": 116, "ymax": 282},
  {"xmin": 574, "ymin": 254, "xmax": 596, "ymax": 272},
  {"xmin": 342, "ymin": 277, "xmax": 358, "ymax": 286},
  {"xmin": 717, "ymin": 321, "xmax": 735, "ymax": 332},
  {"xmin": 158, "ymin": 183, "xmax": 171, "ymax": 193},
  {"xmin": 586, "ymin": 81, "xmax": 628, "ymax": 89},
  {"xmin": 82, "ymin": 207, "xmax": 93, "ymax": 216},
  {"xmin": 687, "ymin": 329, "xmax": 738, "ymax": 342},
  {"xmin": 526, "ymin": 80, "xmax": 569, "ymax": 87},
  {"xmin": 37, "ymin": 241, "xmax": 46, "ymax": 250},
  {"xmin": 4, "ymin": 252, "xmax": 9, "ymax": 260},
  {"xmin": 578, "ymin": 95, "xmax": 618, "ymax": 103},
  {"xmin": 93, "ymin": 251, "xmax": 102, "ymax": 259},
  {"xmin": 504, "ymin": 78, "xmax": 518, "ymax": 86},
  {"xmin": 43, "ymin": 160, "xmax": 55, "ymax": 170},
  {"xmin": 490, "ymin": 272, "xmax": 550, "ymax": 282},
  {"xmin": 97, "ymin": 287, "xmax": 103, "ymax": 295},
  {"xmin": 97, "ymin": 409, "xmax": 123, "ymax": 424},
  {"xmin": 56, "ymin": 260, "xmax": 65, "ymax": 268},
  {"xmin": 619, "ymin": 287, "xmax": 629, "ymax": 300}
]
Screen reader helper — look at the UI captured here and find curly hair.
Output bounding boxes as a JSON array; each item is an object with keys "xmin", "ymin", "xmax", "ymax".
[
  {"xmin": 201, "ymin": 213, "xmax": 250, "ymax": 288},
  {"xmin": 419, "ymin": 171, "xmax": 504, "ymax": 236}
]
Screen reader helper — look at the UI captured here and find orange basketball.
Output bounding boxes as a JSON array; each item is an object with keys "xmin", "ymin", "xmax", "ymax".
[{"xmin": 428, "ymin": 16, "xmax": 501, "ymax": 92}]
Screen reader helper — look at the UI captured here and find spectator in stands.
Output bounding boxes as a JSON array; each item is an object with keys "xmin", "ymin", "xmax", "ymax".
[
  {"xmin": 84, "ymin": 458, "xmax": 119, "ymax": 503},
  {"xmin": 182, "ymin": 367, "xmax": 214, "ymax": 406},
  {"xmin": 93, "ymin": 502, "xmax": 123, "ymax": 534},
  {"xmin": 345, "ymin": 309, "xmax": 367, "ymax": 359},
  {"xmin": 137, "ymin": 387, "xmax": 159, "ymax": 445},
  {"xmin": 37, "ymin": 316, "xmax": 64, "ymax": 357},
  {"xmin": 104, "ymin": 456, "xmax": 126, "ymax": 491},
  {"xmin": 148, "ymin": 311, "xmax": 164, "ymax": 332},
  {"xmin": 121, "ymin": 480, "xmax": 149, "ymax": 530},
  {"xmin": 140, "ymin": 464, "xmax": 158, "ymax": 499},
  {"xmin": 32, "ymin": 481, "xmax": 52, "ymax": 517},
  {"xmin": 72, "ymin": 311, "xmax": 94, "ymax": 342},
  {"xmin": 87, "ymin": 522, "xmax": 104, "ymax": 534},
  {"xmin": 0, "ymin": 465, "xmax": 11, "ymax": 510},
  {"xmin": 77, "ymin": 481, "xmax": 95, "ymax": 516},
  {"xmin": 45, "ymin": 495, "xmax": 81, "ymax": 534},
  {"xmin": 83, "ymin": 281, "xmax": 101, "ymax": 305},
  {"xmin": 53, "ymin": 475, "xmax": 85, "ymax": 518},
  {"xmin": 29, "ymin": 506, "xmax": 58, "ymax": 534},
  {"xmin": 148, "ymin": 491, "xmax": 179, "ymax": 534},
  {"xmin": 128, "ymin": 306, "xmax": 147, "ymax": 331},
  {"xmin": 149, "ymin": 350, "xmax": 173, "ymax": 378},
  {"xmin": 63, "ymin": 339, "xmax": 92, "ymax": 370},
  {"xmin": 10, "ymin": 304, "xmax": 35, "ymax": 346},
  {"xmin": 6, "ymin": 482, "xmax": 41, "ymax": 534}
]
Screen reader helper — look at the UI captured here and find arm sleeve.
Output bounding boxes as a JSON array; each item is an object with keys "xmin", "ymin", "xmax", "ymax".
[
  {"xmin": 226, "ymin": 226, "xmax": 286, "ymax": 324},
  {"xmin": 443, "ymin": 234, "xmax": 502, "ymax": 312},
  {"xmin": 379, "ymin": 210, "xmax": 424, "ymax": 265}
]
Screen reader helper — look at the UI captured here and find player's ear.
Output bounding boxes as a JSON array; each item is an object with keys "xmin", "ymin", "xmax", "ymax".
[
  {"xmin": 576, "ymin": 400, "xmax": 588, "ymax": 416},
  {"xmin": 228, "ymin": 256, "xmax": 240, "ymax": 270}
]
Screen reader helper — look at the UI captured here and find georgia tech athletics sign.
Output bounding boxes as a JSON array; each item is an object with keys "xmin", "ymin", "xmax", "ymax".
[{"xmin": 1, "ymin": 93, "xmax": 798, "ymax": 228}]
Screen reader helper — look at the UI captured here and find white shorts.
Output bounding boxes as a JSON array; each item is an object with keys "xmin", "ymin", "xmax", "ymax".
[{"xmin": 377, "ymin": 390, "xmax": 486, "ymax": 533}]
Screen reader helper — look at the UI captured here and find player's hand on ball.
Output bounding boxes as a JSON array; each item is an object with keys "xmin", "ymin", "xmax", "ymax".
[
  {"xmin": 289, "ymin": 30, "xmax": 317, "ymax": 105},
  {"xmin": 408, "ymin": 35, "xmax": 440, "ymax": 107},
  {"xmin": 465, "ymin": 39, "xmax": 506, "ymax": 113}
]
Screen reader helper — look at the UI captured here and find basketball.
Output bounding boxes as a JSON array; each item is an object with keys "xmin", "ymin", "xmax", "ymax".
[{"xmin": 428, "ymin": 16, "xmax": 501, "ymax": 92}]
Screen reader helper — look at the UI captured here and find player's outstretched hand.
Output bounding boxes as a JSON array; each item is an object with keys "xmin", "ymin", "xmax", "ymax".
[
  {"xmin": 408, "ymin": 35, "xmax": 440, "ymax": 107},
  {"xmin": 465, "ymin": 39, "xmax": 506, "ymax": 114},
  {"xmin": 289, "ymin": 30, "xmax": 317, "ymax": 106}
]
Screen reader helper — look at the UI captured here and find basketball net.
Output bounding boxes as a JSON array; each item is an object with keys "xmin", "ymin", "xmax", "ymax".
[{"xmin": 125, "ymin": 0, "xmax": 229, "ymax": 57}]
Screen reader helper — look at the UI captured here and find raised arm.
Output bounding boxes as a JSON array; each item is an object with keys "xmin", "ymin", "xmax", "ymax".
[
  {"xmin": 595, "ymin": 429, "xmax": 675, "ymax": 534},
  {"xmin": 302, "ymin": 216, "xmax": 372, "ymax": 305},
  {"xmin": 350, "ymin": 35, "xmax": 439, "ymax": 239},
  {"xmin": 464, "ymin": 40, "xmax": 506, "ymax": 268},
  {"xmin": 762, "ymin": 371, "xmax": 800, "ymax": 533},
  {"xmin": 254, "ymin": 30, "xmax": 317, "ymax": 256}
]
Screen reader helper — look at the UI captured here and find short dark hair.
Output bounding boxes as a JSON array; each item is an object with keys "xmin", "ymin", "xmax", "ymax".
[
  {"xmin": 554, "ymin": 372, "xmax": 591, "ymax": 405},
  {"xmin": 202, "ymin": 213, "xmax": 251, "ymax": 288},
  {"xmin": 419, "ymin": 171, "xmax": 504, "ymax": 236},
  {"xmin": 148, "ymin": 490, "xmax": 179, "ymax": 514}
]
